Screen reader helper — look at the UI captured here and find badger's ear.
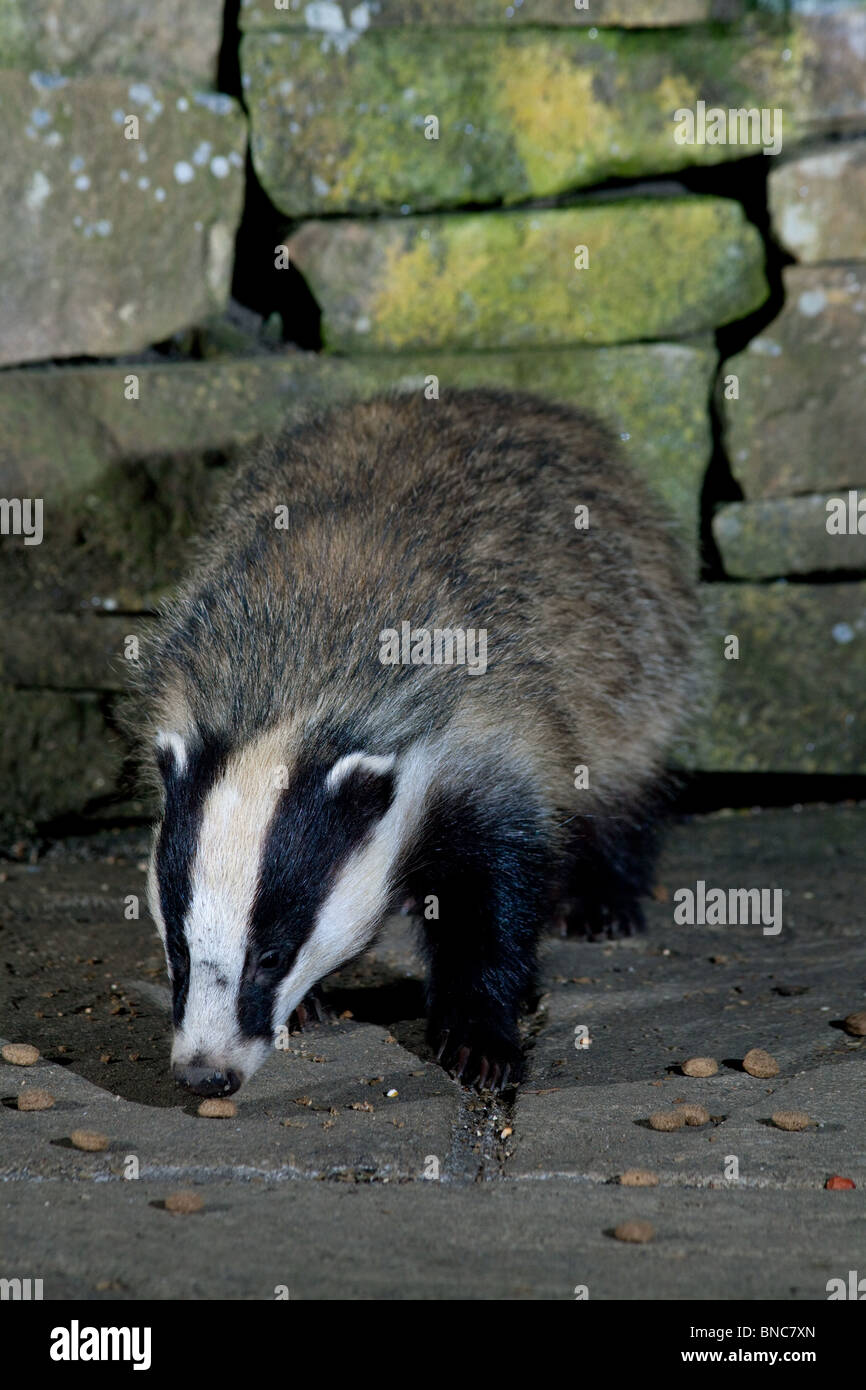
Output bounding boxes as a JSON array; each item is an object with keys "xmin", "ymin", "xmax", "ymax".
[
  {"xmin": 154, "ymin": 730, "xmax": 188, "ymax": 782},
  {"xmin": 325, "ymin": 752, "xmax": 396, "ymax": 822}
]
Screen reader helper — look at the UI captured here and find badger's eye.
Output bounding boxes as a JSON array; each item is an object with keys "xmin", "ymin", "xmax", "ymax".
[{"xmin": 258, "ymin": 950, "xmax": 281, "ymax": 972}]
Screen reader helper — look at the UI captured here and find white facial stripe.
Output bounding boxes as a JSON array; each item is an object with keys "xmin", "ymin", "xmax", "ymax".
[
  {"xmin": 171, "ymin": 727, "xmax": 289, "ymax": 1065},
  {"xmin": 325, "ymin": 750, "xmax": 396, "ymax": 793},
  {"xmin": 273, "ymin": 742, "xmax": 435, "ymax": 1026},
  {"xmin": 155, "ymin": 729, "xmax": 188, "ymax": 774},
  {"xmin": 146, "ymin": 830, "xmax": 166, "ymax": 946}
]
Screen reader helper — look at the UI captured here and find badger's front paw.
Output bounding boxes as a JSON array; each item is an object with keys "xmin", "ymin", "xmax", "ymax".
[
  {"xmin": 428, "ymin": 1015, "xmax": 522, "ymax": 1092},
  {"xmin": 287, "ymin": 987, "xmax": 329, "ymax": 1033},
  {"xmin": 556, "ymin": 893, "xmax": 646, "ymax": 941}
]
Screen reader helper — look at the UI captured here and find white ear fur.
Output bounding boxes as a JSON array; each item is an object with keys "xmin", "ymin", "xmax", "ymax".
[
  {"xmin": 325, "ymin": 751, "xmax": 396, "ymax": 794},
  {"xmin": 155, "ymin": 729, "xmax": 188, "ymax": 775}
]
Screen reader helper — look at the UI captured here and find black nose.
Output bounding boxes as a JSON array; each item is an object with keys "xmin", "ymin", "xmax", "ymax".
[{"xmin": 173, "ymin": 1062, "xmax": 242, "ymax": 1097}]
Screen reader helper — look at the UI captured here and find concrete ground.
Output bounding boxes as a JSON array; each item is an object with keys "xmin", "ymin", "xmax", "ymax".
[{"xmin": 1, "ymin": 805, "xmax": 864, "ymax": 1300}]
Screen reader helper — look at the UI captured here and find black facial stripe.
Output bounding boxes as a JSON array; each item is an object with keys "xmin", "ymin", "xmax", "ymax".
[
  {"xmin": 154, "ymin": 732, "xmax": 229, "ymax": 1028},
  {"xmin": 238, "ymin": 754, "xmax": 397, "ymax": 1039}
]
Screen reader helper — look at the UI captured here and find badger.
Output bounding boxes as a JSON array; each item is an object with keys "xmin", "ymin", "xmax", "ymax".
[{"xmin": 136, "ymin": 389, "xmax": 696, "ymax": 1097}]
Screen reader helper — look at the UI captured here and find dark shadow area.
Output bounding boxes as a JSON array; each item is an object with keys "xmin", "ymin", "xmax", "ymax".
[{"xmin": 672, "ymin": 773, "xmax": 866, "ymax": 814}]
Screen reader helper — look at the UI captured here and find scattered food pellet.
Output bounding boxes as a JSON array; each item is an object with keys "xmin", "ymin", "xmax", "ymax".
[
  {"xmin": 613, "ymin": 1220, "xmax": 655, "ymax": 1244},
  {"xmin": 771, "ymin": 1110, "xmax": 812, "ymax": 1131},
  {"xmin": 843, "ymin": 1011, "xmax": 866, "ymax": 1037},
  {"xmin": 2, "ymin": 1043, "xmax": 39, "ymax": 1066},
  {"xmin": 649, "ymin": 1110, "xmax": 685, "ymax": 1131},
  {"xmin": 17, "ymin": 1089, "xmax": 55, "ymax": 1111},
  {"xmin": 350, "ymin": 1101, "xmax": 374, "ymax": 1112},
  {"xmin": 682, "ymin": 1057, "xmax": 717, "ymax": 1077},
  {"xmin": 620, "ymin": 1169, "xmax": 659, "ymax": 1187},
  {"xmin": 197, "ymin": 1098, "xmax": 236, "ymax": 1118},
  {"xmin": 70, "ymin": 1129, "xmax": 109, "ymax": 1151},
  {"xmin": 826, "ymin": 1175, "xmax": 856, "ymax": 1190},
  {"xmin": 680, "ymin": 1103, "xmax": 710, "ymax": 1127},
  {"xmin": 743, "ymin": 1048, "xmax": 779, "ymax": 1078},
  {"xmin": 164, "ymin": 1190, "xmax": 204, "ymax": 1214}
]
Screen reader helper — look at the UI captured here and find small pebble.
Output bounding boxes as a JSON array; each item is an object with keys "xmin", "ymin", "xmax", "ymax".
[
  {"xmin": 70, "ymin": 1129, "xmax": 109, "ymax": 1151},
  {"xmin": 681, "ymin": 1057, "xmax": 718, "ymax": 1077},
  {"xmin": 743, "ymin": 1048, "xmax": 779, "ymax": 1078},
  {"xmin": 197, "ymin": 1098, "xmax": 237, "ymax": 1118},
  {"xmin": 649, "ymin": 1110, "xmax": 685, "ymax": 1131},
  {"xmin": 613, "ymin": 1220, "xmax": 655, "ymax": 1244},
  {"xmin": 500, "ymin": 1126, "xmax": 513, "ymax": 1139},
  {"xmin": 771, "ymin": 1110, "xmax": 811, "ymax": 1131},
  {"xmin": 620, "ymin": 1169, "xmax": 659, "ymax": 1187},
  {"xmin": 680, "ymin": 1103, "xmax": 710, "ymax": 1127},
  {"xmin": 2, "ymin": 1043, "xmax": 39, "ymax": 1066},
  {"xmin": 825, "ymin": 1175, "xmax": 856, "ymax": 1190},
  {"xmin": 843, "ymin": 1011, "xmax": 866, "ymax": 1037},
  {"xmin": 17, "ymin": 1089, "xmax": 54, "ymax": 1111},
  {"xmin": 164, "ymin": 1190, "xmax": 204, "ymax": 1214}
]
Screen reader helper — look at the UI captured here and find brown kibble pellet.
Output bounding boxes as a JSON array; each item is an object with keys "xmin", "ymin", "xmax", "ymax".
[
  {"xmin": 164, "ymin": 1190, "xmax": 204, "ymax": 1214},
  {"xmin": 17, "ymin": 1089, "xmax": 54, "ymax": 1111},
  {"xmin": 70, "ymin": 1129, "xmax": 109, "ymax": 1151},
  {"xmin": 681, "ymin": 1057, "xmax": 718, "ymax": 1077},
  {"xmin": 843, "ymin": 1011, "xmax": 866, "ymax": 1037},
  {"xmin": 680, "ymin": 1103, "xmax": 710, "ymax": 1127},
  {"xmin": 771, "ymin": 1110, "xmax": 812, "ymax": 1131},
  {"xmin": 620, "ymin": 1169, "xmax": 659, "ymax": 1187},
  {"xmin": 2, "ymin": 1043, "xmax": 39, "ymax": 1066},
  {"xmin": 613, "ymin": 1220, "xmax": 655, "ymax": 1244},
  {"xmin": 197, "ymin": 1098, "xmax": 237, "ymax": 1118},
  {"xmin": 649, "ymin": 1110, "xmax": 685, "ymax": 1131},
  {"xmin": 743, "ymin": 1048, "xmax": 779, "ymax": 1078}
]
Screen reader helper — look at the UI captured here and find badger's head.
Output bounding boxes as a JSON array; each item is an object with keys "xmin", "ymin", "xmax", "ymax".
[{"xmin": 147, "ymin": 724, "xmax": 418, "ymax": 1096}]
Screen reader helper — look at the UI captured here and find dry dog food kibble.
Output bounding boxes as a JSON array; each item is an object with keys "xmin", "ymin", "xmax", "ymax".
[
  {"xmin": 613, "ymin": 1220, "xmax": 655, "ymax": 1244},
  {"xmin": 620, "ymin": 1169, "xmax": 659, "ymax": 1187},
  {"xmin": 843, "ymin": 1012, "xmax": 866, "ymax": 1037},
  {"xmin": 825, "ymin": 1175, "xmax": 856, "ymax": 1190},
  {"xmin": 743, "ymin": 1048, "xmax": 779, "ymax": 1078},
  {"xmin": 2, "ymin": 1043, "xmax": 39, "ymax": 1066},
  {"xmin": 680, "ymin": 1103, "xmax": 710, "ymax": 1127},
  {"xmin": 164, "ymin": 1191, "xmax": 204, "ymax": 1213},
  {"xmin": 197, "ymin": 1098, "xmax": 237, "ymax": 1118},
  {"xmin": 69, "ymin": 1130, "xmax": 109, "ymax": 1151},
  {"xmin": 771, "ymin": 1110, "xmax": 811, "ymax": 1131},
  {"xmin": 17, "ymin": 1089, "xmax": 54, "ymax": 1111},
  {"xmin": 649, "ymin": 1110, "xmax": 685, "ymax": 1131},
  {"xmin": 681, "ymin": 1057, "xmax": 718, "ymax": 1078}
]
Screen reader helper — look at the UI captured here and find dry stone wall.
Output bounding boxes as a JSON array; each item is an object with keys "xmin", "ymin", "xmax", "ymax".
[{"xmin": 0, "ymin": 1, "xmax": 864, "ymax": 829}]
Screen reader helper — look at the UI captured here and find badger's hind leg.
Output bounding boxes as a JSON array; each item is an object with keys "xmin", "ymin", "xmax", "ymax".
[
  {"xmin": 406, "ymin": 788, "xmax": 552, "ymax": 1091},
  {"xmin": 556, "ymin": 814, "xmax": 661, "ymax": 941}
]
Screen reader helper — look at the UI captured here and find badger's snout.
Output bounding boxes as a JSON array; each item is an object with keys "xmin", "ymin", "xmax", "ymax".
[{"xmin": 172, "ymin": 1058, "xmax": 243, "ymax": 1097}]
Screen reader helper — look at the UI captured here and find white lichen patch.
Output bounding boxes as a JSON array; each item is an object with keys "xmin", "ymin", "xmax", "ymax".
[
  {"xmin": 193, "ymin": 92, "xmax": 235, "ymax": 116},
  {"xmin": 24, "ymin": 170, "xmax": 52, "ymax": 213},
  {"xmin": 798, "ymin": 288, "xmax": 827, "ymax": 317}
]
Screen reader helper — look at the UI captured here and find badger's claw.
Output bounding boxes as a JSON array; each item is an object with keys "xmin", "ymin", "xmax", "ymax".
[
  {"xmin": 557, "ymin": 895, "xmax": 646, "ymax": 941},
  {"xmin": 288, "ymin": 988, "xmax": 328, "ymax": 1033},
  {"xmin": 428, "ymin": 1019, "xmax": 522, "ymax": 1092}
]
